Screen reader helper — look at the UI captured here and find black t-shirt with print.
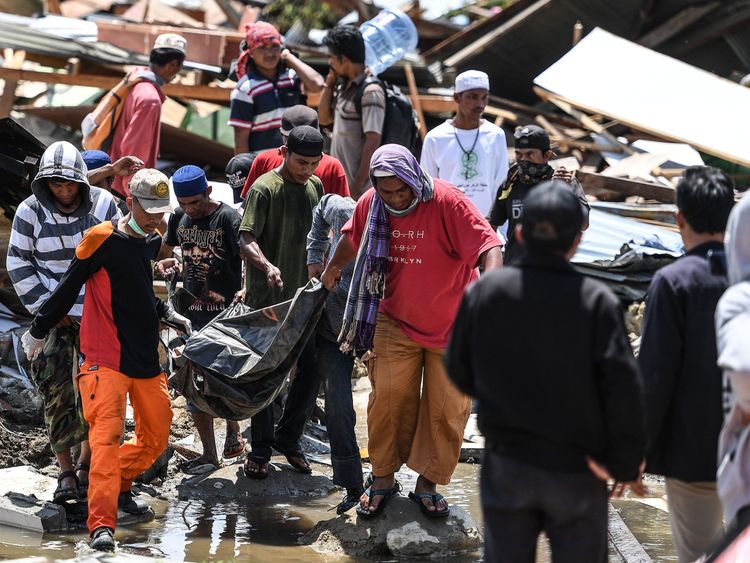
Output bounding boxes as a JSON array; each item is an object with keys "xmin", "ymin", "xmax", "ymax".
[{"xmin": 165, "ymin": 202, "xmax": 242, "ymax": 329}]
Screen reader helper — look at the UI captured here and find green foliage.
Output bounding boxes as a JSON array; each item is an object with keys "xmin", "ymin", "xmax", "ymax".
[{"xmin": 264, "ymin": 0, "xmax": 339, "ymax": 34}]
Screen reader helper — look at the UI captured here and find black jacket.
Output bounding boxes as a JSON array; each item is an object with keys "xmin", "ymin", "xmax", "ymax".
[
  {"xmin": 446, "ymin": 254, "xmax": 645, "ymax": 481},
  {"xmin": 638, "ymin": 241, "xmax": 727, "ymax": 481}
]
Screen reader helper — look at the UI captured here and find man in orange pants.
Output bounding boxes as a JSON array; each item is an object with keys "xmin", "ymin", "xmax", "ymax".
[{"xmin": 22, "ymin": 169, "xmax": 192, "ymax": 551}]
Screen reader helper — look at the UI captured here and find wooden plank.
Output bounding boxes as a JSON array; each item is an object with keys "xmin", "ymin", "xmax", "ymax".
[
  {"xmin": 669, "ymin": 4, "xmax": 750, "ymax": 56},
  {"xmin": 535, "ymin": 115, "xmax": 568, "ymax": 152},
  {"xmin": 403, "ymin": 63, "xmax": 427, "ymax": 140},
  {"xmin": 577, "ymin": 170, "xmax": 675, "ymax": 203},
  {"xmin": 214, "ymin": 0, "xmax": 242, "ymax": 28},
  {"xmin": 637, "ymin": 2, "xmax": 720, "ymax": 49},
  {"xmin": 0, "ymin": 50, "xmax": 26, "ymax": 118},
  {"xmin": 445, "ymin": 0, "xmax": 553, "ymax": 67},
  {"xmin": 539, "ymin": 91, "xmax": 637, "ymax": 155},
  {"xmin": 0, "ymin": 67, "xmax": 231, "ymax": 103}
]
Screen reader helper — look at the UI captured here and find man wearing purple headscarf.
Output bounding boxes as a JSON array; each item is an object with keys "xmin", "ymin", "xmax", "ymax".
[{"xmin": 322, "ymin": 144, "xmax": 502, "ymax": 519}]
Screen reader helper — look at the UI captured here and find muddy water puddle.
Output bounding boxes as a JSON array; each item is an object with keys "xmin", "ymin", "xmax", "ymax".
[
  {"xmin": 0, "ymin": 379, "xmax": 679, "ymax": 561},
  {"xmin": 0, "ymin": 466, "xmax": 678, "ymax": 561}
]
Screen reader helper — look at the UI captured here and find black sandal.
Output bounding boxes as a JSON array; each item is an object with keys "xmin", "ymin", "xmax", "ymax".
[
  {"xmin": 356, "ymin": 482, "xmax": 402, "ymax": 519},
  {"xmin": 408, "ymin": 491, "xmax": 451, "ymax": 518},
  {"xmin": 76, "ymin": 463, "xmax": 90, "ymax": 498},
  {"xmin": 53, "ymin": 470, "xmax": 79, "ymax": 504},
  {"xmin": 243, "ymin": 457, "xmax": 270, "ymax": 480}
]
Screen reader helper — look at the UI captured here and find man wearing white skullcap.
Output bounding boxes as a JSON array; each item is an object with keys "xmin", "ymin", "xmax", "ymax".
[
  {"xmin": 106, "ymin": 33, "xmax": 187, "ymax": 197},
  {"xmin": 420, "ymin": 70, "xmax": 509, "ymax": 218}
]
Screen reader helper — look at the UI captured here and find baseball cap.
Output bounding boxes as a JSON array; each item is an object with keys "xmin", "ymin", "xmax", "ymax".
[
  {"xmin": 455, "ymin": 70, "xmax": 490, "ymax": 94},
  {"xmin": 514, "ymin": 125, "xmax": 550, "ymax": 152},
  {"xmin": 172, "ymin": 165, "xmax": 208, "ymax": 198},
  {"xmin": 153, "ymin": 33, "xmax": 187, "ymax": 55},
  {"xmin": 129, "ymin": 169, "xmax": 174, "ymax": 213},
  {"xmin": 286, "ymin": 125, "xmax": 323, "ymax": 157},
  {"xmin": 225, "ymin": 153, "xmax": 255, "ymax": 190},
  {"xmin": 521, "ymin": 180, "xmax": 583, "ymax": 254},
  {"xmin": 280, "ymin": 105, "xmax": 319, "ymax": 136}
]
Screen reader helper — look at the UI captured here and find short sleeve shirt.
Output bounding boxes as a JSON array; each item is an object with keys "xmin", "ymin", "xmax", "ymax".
[
  {"xmin": 165, "ymin": 203, "xmax": 242, "ymax": 329},
  {"xmin": 228, "ymin": 67, "xmax": 302, "ymax": 153},
  {"xmin": 239, "ymin": 170, "xmax": 323, "ymax": 309},
  {"xmin": 342, "ymin": 180, "xmax": 501, "ymax": 348},
  {"xmin": 330, "ymin": 74, "xmax": 386, "ymax": 187}
]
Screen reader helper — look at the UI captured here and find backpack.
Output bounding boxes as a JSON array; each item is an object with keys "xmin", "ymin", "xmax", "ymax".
[
  {"xmin": 81, "ymin": 72, "xmax": 150, "ymax": 151},
  {"xmin": 353, "ymin": 76, "xmax": 421, "ymax": 155}
]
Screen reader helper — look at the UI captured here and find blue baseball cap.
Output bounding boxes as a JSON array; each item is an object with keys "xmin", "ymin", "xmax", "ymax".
[
  {"xmin": 81, "ymin": 150, "xmax": 111, "ymax": 171},
  {"xmin": 172, "ymin": 165, "xmax": 208, "ymax": 197}
]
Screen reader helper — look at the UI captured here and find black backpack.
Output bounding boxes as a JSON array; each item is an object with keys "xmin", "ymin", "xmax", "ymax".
[{"xmin": 354, "ymin": 76, "xmax": 421, "ymax": 155}]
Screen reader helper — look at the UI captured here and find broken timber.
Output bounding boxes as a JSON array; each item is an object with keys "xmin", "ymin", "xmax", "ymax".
[
  {"xmin": 578, "ymin": 171, "xmax": 676, "ymax": 203},
  {"xmin": 0, "ymin": 67, "xmax": 230, "ymax": 103}
]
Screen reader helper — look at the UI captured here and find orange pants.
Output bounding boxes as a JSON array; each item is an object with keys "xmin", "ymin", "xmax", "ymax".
[
  {"xmin": 366, "ymin": 314, "xmax": 471, "ymax": 485},
  {"xmin": 77, "ymin": 362, "xmax": 172, "ymax": 533}
]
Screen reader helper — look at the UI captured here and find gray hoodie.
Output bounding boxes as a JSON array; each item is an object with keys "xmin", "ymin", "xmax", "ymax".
[
  {"xmin": 7, "ymin": 141, "xmax": 120, "ymax": 317},
  {"xmin": 715, "ymin": 194, "xmax": 750, "ymax": 524}
]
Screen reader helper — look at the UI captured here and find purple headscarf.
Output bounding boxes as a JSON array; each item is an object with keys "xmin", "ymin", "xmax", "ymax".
[{"xmin": 338, "ymin": 144, "xmax": 434, "ymax": 353}]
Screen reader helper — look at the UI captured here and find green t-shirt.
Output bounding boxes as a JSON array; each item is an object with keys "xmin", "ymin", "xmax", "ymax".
[{"xmin": 240, "ymin": 169, "xmax": 323, "ymax": 309}]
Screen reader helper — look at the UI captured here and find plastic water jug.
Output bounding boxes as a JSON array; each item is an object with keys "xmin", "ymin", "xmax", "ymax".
[{"xmin": 359, "ymin": 8, "xmax": 418, "ymax": 76}]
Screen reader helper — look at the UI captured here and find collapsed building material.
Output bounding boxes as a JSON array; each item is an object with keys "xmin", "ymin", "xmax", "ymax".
[
  {"xmin": 578, "ymin": 171, "xmax": 676, "ymax": 204},
  {"xmin": 534, "ymin": 28, "xmax": 750, "ymax": 168},
  {"xmin": 0, "ymin": 117, "xmax": 45, "ymax": 218}
]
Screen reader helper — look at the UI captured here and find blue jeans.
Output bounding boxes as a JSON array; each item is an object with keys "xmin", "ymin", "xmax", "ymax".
[
  {"xmin": 316, "ymin": 335, "xmax": 363, "ymax": 489},
  {"xmin": 249, "ymin": 335, "xmax": 319, "ymax": 460}
]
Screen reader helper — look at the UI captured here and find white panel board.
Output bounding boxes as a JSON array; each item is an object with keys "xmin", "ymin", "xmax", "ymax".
[{"xmin": 534, "ymin": 28, "xmax": 750, "ymax": 167}]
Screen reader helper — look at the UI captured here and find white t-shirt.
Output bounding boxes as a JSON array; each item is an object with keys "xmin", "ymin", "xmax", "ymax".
[{"xmin": 420, "ymin": 119, "xmax": 509, "ymax": 216}]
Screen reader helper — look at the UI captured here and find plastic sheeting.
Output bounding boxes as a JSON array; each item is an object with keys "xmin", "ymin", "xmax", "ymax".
[{"xmin": 169, "ymin": 279, "xmax": 327, "ymax": 420}]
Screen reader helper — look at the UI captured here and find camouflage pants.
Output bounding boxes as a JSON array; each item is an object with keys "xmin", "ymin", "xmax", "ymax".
[{"xmin": 29, "ymin": 325, "xmax": 88, "ymax": 454}]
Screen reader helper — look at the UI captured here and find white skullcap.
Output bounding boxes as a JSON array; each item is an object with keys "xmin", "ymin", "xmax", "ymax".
[
  {"xmin": 153, "ymin": 33, "xmax": 187, "ymax": 55},
  {"xmin": 455, "ymin": 70, "xmax": 490, "ymax": 94},
  {"xmin": 372, "ymin": 169, "xmax": 396, "ymax": 177}
]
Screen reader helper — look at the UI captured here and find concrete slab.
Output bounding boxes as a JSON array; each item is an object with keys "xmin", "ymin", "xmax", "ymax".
[
  {"xmin": 608, "ymin": 503, "xmax": 653, "ymax": 563},
  {"xmin": 0, "ymin": 466, "xmax": 57, "ymax": 500},
  {"xmin": 176, "ymin": 457, "xmax": 337, "ymax": 500},
  {"xmin": 0, "ymin": 492, "xmax": 66, "ymax": 532}
]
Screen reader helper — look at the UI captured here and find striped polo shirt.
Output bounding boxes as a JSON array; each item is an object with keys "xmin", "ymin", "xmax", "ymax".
[{"xmin": 228, "ymin": 66, "xmax": 302, "ymax": 153}]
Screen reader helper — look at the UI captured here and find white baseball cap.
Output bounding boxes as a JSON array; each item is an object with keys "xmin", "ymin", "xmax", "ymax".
[
  {"xmin": 455, "ymin": 70, "xmax": 490, "ymax": 94},
  {"xmin": 153, "ymin": 33, "xmax": 187, "ymax": 55}
]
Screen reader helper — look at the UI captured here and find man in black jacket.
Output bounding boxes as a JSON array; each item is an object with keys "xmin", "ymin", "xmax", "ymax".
[
  {"xmin": 639, "ymin": 166, "xmax": 734, "ymax": 563},
  {"xmin": 446, "ymin": 181, "xmax": 646, "ymax": 562}
]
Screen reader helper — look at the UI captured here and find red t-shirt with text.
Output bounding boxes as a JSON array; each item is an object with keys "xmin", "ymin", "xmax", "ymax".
[
  {"xmin": 240, "ymin": 149, "xmax": 350, "ymax": 199},
  {"xmin": 342, "ymin": 180, "xmax": 500, "ymax": 349}
]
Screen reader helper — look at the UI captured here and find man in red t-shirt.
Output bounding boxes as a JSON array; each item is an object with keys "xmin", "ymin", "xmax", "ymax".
[
  {"xmin": 321, "ymin": 144, "xmax": 502, "ymax": 520},
  {"xmin": 240, "ymin": 105, "xmax": 349, "ymax": 200},
  {"xmin": 109, "ymin": 34, "xmax": 186, "ymax": 197}
]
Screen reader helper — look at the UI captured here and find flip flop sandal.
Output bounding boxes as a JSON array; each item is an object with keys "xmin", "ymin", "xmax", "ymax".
[
  {"xmin": 273, "ymin": 445, "xmax": 312, "ymax": 474},
  {"xmin": 243, "ymin": 457, "xmax": 269, "ymax": 480},
  {"xmin": 334, "ymin": 488, "xmax": 364, "ymax": 515},
  {"xmin": 356, "ymin": 482, "xmax": 401, "ymax": 519},
  {"xmin": 408, "ymin": 491, "xmax": 451, "ymax": 518},
  {"xmin": 76, "ymin": 463, "xmax": 90, "ymax": 498},
  {"xmin": 222, "ymin": 437, "xmax": 247, "ymax": 459},
  {"xmin": 53, "ymin": 470, "xmax": 79, "ymax": 504}
]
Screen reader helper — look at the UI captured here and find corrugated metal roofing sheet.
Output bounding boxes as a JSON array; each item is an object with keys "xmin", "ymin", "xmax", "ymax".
[{"xmin": 573, "ymin": 208, "xmax": 683, "ymax": 265}]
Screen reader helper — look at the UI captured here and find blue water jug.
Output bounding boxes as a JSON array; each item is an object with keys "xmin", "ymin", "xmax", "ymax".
[{"xmin": 359, "ymin": 8, "xmax": 418, "ymax": 77}]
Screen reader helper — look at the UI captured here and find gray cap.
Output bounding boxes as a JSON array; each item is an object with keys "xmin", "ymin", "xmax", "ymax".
[{"xmin": 280, "ymin": 105, "xmax": 319, "ymax": 136}]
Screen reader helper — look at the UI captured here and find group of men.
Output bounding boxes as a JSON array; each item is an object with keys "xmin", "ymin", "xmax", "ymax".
[{"xmin": 7, "ymin": 17, "xmax": 741, "ymax": 563}]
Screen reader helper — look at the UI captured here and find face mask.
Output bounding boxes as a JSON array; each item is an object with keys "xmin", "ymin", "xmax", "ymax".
[
  {"xmin": 517, "ymin": 160, "xmax": 552, "ymax": 185},
  {"xmin": 384, "ymin": 197, "xmax": 419, "ymax": 217},
  {"xmin": 128, "ymin": 216, "xmax": 148, "ymax": 237}
]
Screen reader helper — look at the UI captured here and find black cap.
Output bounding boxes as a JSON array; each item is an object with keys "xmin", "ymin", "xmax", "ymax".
[
  {"xmin": 286, "ymin": 125, "xmax": 324, "ymax": 157},
  {"xmin": 281, "ymin": 105, "xmax": 319, "ymax": 136},
  {"xmin": 225, "ymin": 153, "xmax": 256, "ymax": 190},
  {"xmin": 514, "ymin": 124, "xmax": 550, "ymax": 152},
  {"xmin": 522, "ymin": 180, "xmax": 583, "ymax": 254}
]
